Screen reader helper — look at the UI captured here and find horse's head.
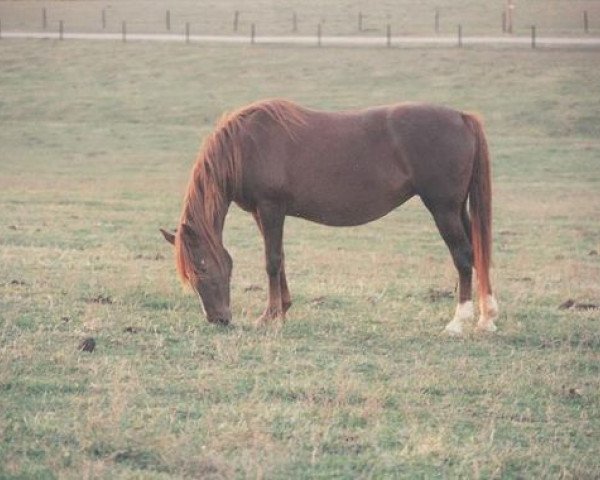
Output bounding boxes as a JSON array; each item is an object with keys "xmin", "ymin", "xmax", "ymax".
[{"xmin": 161, "ymin": 225, "xmax": 232, "ymax": 326}]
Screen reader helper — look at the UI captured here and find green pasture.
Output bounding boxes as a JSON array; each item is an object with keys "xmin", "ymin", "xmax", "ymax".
[
  {"xmin": 1, "ymin": 37, "xmax": 600, "ymax": 478},
  {"xmin": 1, "ymin": 0, "xmax": 600, "ymax": 36}
]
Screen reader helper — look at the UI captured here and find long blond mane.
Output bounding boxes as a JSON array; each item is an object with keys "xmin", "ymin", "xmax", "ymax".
[{"xmin": 175, "ymin": 99, "xmax": 305, "ymax": 285}]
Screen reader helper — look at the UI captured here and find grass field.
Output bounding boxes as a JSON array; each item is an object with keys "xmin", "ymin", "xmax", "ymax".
[
  {"xmin": 1, "ymin": 0, "xmax": 600, "ymax": 37},
  {"xmin": 1, "ymin": 36, "xmax": 600, "ymax": 478}
]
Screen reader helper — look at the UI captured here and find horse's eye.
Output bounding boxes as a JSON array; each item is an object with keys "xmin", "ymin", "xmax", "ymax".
[{"xmin": 199, "ymin": 259, "xmax": 208, "ymax": 273}]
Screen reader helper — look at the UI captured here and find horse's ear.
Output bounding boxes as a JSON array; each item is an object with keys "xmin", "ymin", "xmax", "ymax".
[{"xmin": 160, "ymin": 228, "xmax": 175, "ymax": 246}]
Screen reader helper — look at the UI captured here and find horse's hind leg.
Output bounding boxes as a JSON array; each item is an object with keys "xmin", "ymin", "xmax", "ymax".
[
  {"xmin": 429, "ymin": 205, "xmax": 474, "ymax": 335},
  {"xmin": 280, "ymin": 252, "xmax": 292, "ymax": 313},
  {"xmin": 462, "ymin": 201, "xmax": 499, "ymax": 332},
  {"xmin": 253, "ymin": 205, "xmax": 288, "ymax": 325}
]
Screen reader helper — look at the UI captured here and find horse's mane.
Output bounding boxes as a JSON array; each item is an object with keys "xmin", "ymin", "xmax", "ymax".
[{"xmin": 176, "ymin": 99, "xmax": 306, "ymax": 285}]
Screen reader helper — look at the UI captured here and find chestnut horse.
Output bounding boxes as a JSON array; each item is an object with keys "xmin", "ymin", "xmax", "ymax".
[{"xmin": 161, "ymin": 99, "xmax": 498, "ymax": 334}]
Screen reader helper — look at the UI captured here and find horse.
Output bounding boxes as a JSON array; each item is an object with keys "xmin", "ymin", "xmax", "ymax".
[{"xmin": 160, "ymin": 99, "xmax": 499, "ymax": 335}]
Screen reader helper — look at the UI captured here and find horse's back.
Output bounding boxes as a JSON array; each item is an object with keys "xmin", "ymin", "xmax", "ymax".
[
  {"xmin": 285, "ymin": 106, "xmax": 415, "ymax": 225},
  {"xmin": 237, "ymin": 101, "xmax": 475, "ymax": 226}
]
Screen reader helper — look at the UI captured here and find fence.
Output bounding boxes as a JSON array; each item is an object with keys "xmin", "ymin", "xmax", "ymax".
[{"xmin": 0, "ymin": 5, "xmax": 597, "ymax": 49}]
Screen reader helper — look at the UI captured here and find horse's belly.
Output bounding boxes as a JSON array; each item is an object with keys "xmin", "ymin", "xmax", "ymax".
[
  {"xmin": 289, "ymin": 205, "xmax": 397, "ymax": 227},
  {"xmin": 287, "ymin": 177, "xmax": 414, "ymax": 227}
]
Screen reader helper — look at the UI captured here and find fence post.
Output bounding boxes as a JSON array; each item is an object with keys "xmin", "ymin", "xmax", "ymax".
[
  {"xmin": 358, "ymin": 12, "xmax": 363, "ymax": 32},
  {"xmin": 584, "ymin": 11, "xmax": 589, "ymax": 33},
  {"xmin": 458, "ymin": 24, "xmax": 462, "ymax": 47},
  {"xmin": 507, "ymin": 0, "xmax": 514, "ymax": 34},
  {"xmin": 0, "ymin": 19, "xmax": 2, "ymax": 40},
  {"xmin": 251, "ymin": 23, "xmax": 255, "ymax": 44},
  {"xmin": 42, "ymin": 8, "xmax": 47, "ymax": 30},
  {"xmin": 186, "ymin": 22, "xmax": 190, "ymax": 43},
  {"xmin": 317, "ymin": 23, "xmax": 322, "ymax": 46},
  {"xmin": 292, "ymin": 12, "xmax": 297, "ymax": 32},
  {"xmin": 234, "ymin": 10, "xmax": 239, "ymax": 32},
  {"xmin": 102, "ymin": 9, "xmax": 106, "ymax": 29},
  {"xmin": 122, "ymin": 21, "xmax": 126, "ymax": 42},
  {"xmin": 435, "ymin": 8, "xmax": 439, "ymax": 33},
  {"xmin": 502, "ymin": 11, "xmax": 506, "ymax": 33},
  {"xmin": 166, "ymin": 10, "xmax": 170, "ymax": 31},
  {"xmin": 59, "ymin": 20, "xmax": 63, "ymax": 40},
  {"xmin": 531, "ymin": 25, "xmax": 536, "ymax": 48},
  {"xmin": 386, "ymin": 24, "xmax": 391, "ymax": 47}
]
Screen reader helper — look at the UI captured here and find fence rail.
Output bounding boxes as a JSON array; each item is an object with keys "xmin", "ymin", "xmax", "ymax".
[
  {"xmin": 0, "ymin": 4, "xmax": 598, "ymax": 49},
  {"xmin": 0, "ymin": 5, "xmax": 598, "ymax": 38},
  {"xmin": 3, "ymin": 30, "xmax": 600, "ymax": 49}
]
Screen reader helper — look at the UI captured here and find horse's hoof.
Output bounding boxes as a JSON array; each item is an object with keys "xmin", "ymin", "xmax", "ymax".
[
  {"xmin": 486, "ymin": 295, "xmax": 499, "ymax": 318},
  {"xmin": 444, "ymin": 325, "xmax": 463, "ymax": 336},
  {"xmin": 282, "ymin": 301, "xmax": 292, "ymax": 314},
  {"xmin": 444, "ymin": 318, "xmax": 464, "ymax": 336}
]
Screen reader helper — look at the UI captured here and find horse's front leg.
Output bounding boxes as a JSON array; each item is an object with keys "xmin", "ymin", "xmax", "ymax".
[{"xmin": 254, "ymin": 204, "xmax": 286, "ymax": 325}]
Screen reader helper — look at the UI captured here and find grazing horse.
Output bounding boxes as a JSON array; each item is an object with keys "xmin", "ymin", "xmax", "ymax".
[{"xmin": 161, "ymin": 99, "xmax": 498, "ymax": 334}]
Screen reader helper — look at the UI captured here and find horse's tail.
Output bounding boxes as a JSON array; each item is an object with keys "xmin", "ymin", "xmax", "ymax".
[{"xmin": 463, "ymin": 113, "xmax": 493, "ymax": 303}]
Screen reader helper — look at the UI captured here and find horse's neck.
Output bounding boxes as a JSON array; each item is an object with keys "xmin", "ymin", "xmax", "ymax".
[
  {"xmin": 198, "ymin": 184, "xmax": 231, "ymax": 245},
  {"xmin": 190, "ymin": 153, "xmax": 235, "ymax": 244},
  {"xmin": 183, "ymin": 185, "xmax": 230, "ymax": 246},
  {"xmin": 211, "ymin": 198, "xmax": 230, "ymax": 242}
]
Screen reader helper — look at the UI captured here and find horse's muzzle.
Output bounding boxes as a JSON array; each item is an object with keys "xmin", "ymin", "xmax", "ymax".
[{"xmin": 208, "ymin": 313, "xmax": 231, "ymax": 326}]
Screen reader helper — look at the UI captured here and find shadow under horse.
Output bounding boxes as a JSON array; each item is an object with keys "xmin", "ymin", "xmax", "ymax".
[{"xmin": 161, "ymin": 99, "xmax": 499, "ymax": 335}]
